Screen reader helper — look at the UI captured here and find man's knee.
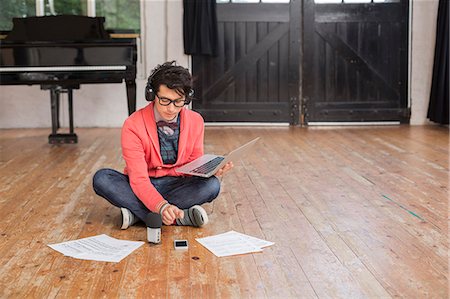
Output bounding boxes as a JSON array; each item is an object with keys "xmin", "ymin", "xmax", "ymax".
[
  {"xmin": 208, "ymin": 176, "xmax": 221, "ymax": 199},
  {"xmin": 92, "ymin": 168, "xmax": 115, "ymax": 194}
]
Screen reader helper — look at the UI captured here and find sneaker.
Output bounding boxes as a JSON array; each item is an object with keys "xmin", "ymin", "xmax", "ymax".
[
  {"xmin": 177, "ymin": 205, "xmax": 209, "ymax": 227},
  {"xmin": 190, "ymin": 205, "xmax": 209, "ymax": 227},
  {"xmin": 120, "ymin": 207, "xmax": 138, "ymax": 229}
]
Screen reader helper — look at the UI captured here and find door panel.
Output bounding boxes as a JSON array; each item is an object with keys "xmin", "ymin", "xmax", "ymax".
[
  {"xmin": 303, "ymin": 0, "xmax": 409, "ymax": 123},
  {"xmin": 192, "ymin": 2, "xmax": 300, "ymax": 124}
]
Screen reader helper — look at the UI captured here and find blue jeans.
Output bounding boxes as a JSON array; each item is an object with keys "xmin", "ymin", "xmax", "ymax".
[{"xmin": 92, "ymin": 168, "xmax": 221, "ymax": 221}]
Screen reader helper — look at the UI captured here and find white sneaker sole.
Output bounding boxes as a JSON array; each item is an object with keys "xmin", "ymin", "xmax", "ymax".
[
  {"xmin": 190, "ymin": 205, "xmax": 209, "ymax": 227},
  {"xmin": 120, "ymin": 207, "xmax": 130, "ymax": 230}
]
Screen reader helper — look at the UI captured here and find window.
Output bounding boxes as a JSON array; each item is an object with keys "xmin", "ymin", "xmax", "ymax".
[
  {"xmin": 314, "ymin": 0, "xmax": 341, "ymax": 3},
  {"xmin": 96, "ymin": 0, "xmax": 140, "ymax": 32},
  {"xmin": 0, "ymin": 0, "xmax": 36, "ymax": 30},
  {"xmin": 314, "ymin": 0, "xmax": 399, "ymax": 3},
  {"xmin": 0, "ymin": 0, "xmax": 140, "ymax": 32},
  {"xmin": 343, "ymin": 0, "xmax": 372, "ymax": 3},
  {"xmin": 217, "ymin": 0, "xmax": 290, "ymax": 3},
  {"xmin": 44, "ymin": 0, "xmax": 86, "ymax": 15}
]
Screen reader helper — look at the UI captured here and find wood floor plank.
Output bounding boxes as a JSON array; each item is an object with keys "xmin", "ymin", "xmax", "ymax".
[
  {"xmin": 276, "ymin": 127, "xmax": 448, "ymax": 298},
  {"xmin": 0, "ymin": 125, "xmax": 447, "ymax": 298}
]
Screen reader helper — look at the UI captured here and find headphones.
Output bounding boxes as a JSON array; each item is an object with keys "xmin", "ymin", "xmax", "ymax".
[{"xmin": 145, "ymin": 62, "xmax": 194, "ymax": 104}]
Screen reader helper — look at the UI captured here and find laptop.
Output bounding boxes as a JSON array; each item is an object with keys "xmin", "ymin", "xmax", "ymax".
[{"xmin": 176, "ymin": 137, "xmax": 260, "ymax": 178}]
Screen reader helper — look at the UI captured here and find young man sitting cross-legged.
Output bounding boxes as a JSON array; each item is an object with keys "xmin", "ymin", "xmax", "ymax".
[{"xmin": 92, "ymin": 61, "xmax": 232, "ymax": 229}]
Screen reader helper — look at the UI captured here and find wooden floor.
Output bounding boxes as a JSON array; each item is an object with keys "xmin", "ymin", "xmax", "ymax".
[{"xmin": 0, "ymin": 125, "xmax": 448, "ymax": 298}]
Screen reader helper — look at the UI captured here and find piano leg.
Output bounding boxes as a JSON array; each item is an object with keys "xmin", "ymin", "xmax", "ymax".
[
  {"xmin": 126, "ymin": 79, "xmax": 136, "ymax": 115},
  {"xmin": 68, "ymin": 89, "xmax": 74, "ymax": 135},
  {"xmin": 43, "ymin": 85, "xmax": 78, "ymax": 144},
  {"xmin": 49, "ymin": 87, "xmax": 59, "ymax": 136},
  {"xmin": 55, "ymin": 89, "xmax": 60, "ymax": 130}
]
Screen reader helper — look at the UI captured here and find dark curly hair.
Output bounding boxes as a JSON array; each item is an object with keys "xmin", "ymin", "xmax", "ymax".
[{"xmin": 147, "ymin": 61, "xmax": 193, "ymax": 98}]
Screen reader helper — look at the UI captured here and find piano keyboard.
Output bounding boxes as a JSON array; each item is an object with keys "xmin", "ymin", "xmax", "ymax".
[{"xmin": 0, "ymin": 66, "xmax": 127, "ymax": 72}]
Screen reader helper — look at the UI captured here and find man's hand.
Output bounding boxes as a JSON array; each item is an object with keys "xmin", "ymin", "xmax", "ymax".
[
  {"xmin": 215, "ymin": 161, "xmax": 234, "ymax": 177},
  {"xmin": 161, "ymin": 204, "xmax": 184, "ymax": 225}
]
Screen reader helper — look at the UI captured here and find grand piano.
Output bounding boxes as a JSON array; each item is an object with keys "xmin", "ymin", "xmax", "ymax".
[{"xmin": 0, "ymin": 15, "xmax": 137, "ymax": 143}]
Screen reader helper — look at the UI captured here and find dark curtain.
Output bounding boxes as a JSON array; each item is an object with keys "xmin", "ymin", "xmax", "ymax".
[
  {"xmin": 427, "ymin": 0, "xmax": 449, "ymax": 125},
  {"xmin": 183, "ymin": 0, "xmax": 218, "ymax": 56}
]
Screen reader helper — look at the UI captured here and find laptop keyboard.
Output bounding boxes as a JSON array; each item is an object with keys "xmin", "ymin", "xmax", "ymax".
[{"xmin": 192, "ymin": 156, "xmax": 225, "ymax": 174}]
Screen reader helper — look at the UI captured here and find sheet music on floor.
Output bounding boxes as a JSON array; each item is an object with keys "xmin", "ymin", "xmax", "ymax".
[
  {"xmin": 196, "ymin": 231, "xmax": 274, "ymax": 257},
  {"xmin": 48, "ymin": 234, "xmax": 144, "ymax": 263}
]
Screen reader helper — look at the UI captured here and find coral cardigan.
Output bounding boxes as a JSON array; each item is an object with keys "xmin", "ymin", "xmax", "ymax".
[{"xmin": 121, "ymin": 102, "xmax": 204, "ymax": 213}]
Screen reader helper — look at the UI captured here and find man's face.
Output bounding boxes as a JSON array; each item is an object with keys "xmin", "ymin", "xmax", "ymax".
[{"xmin": 154, "ymin": 84, "xmax": 185, "ymax": 121}]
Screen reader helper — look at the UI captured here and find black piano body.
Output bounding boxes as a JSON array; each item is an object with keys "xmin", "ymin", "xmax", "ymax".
[{"xmin": 0, "ymin": 15, "xmax": 137, "ymax": 143}]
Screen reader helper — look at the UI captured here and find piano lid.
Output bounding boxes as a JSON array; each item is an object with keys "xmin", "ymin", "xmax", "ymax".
[{"xmin": 5, "ymin": 15, "xmax": 110, "ymax": 42}]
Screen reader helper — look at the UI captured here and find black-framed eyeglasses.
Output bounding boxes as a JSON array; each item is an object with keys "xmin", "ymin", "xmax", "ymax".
[{"xmin": 156, "ymin": 95, "xmax": 187, "ymax": 107}]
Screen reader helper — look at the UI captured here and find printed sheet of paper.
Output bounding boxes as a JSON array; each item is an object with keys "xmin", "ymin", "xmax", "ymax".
[
  {"xmin": 223, "ymin": 231, "xmax": 275, "ymax": 248},
  {"xmin": 196, "ymin": 231, "xmax": 274, "ymax": 257},
  {"xmin": 48, "ymin": 234, "xmax": 144, "ymax": 263}
]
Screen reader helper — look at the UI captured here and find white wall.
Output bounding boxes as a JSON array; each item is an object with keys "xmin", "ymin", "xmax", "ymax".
[
  {"xmin": 0, "ymin": 0, "xmax": 439, "ymax": 128},
  {"xmin": 409, "ymin": 0, "xmax": 439, "ymax": 125}
]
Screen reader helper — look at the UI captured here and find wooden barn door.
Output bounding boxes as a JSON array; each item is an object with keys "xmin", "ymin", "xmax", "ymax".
[
  {"xmin": 303, "ymin": 0, "xmax": 409, "ymax": 123},
  {"xmin": 192, "ymin": 0, "xmax": 301, "ymax": 124}
]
